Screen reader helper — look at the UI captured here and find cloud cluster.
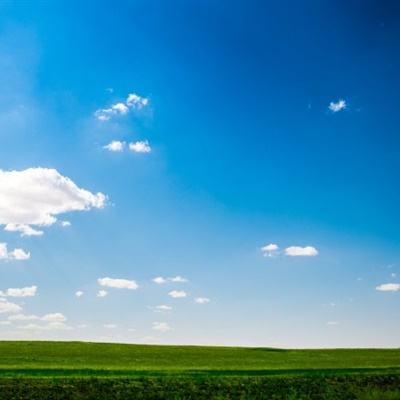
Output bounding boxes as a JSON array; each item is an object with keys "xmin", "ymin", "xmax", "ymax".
[
  {"xmin": 95, "ymin": 93, "xmax": 149, "ymax": 122},
  {"xmin": 98, "ymin": 277, "xmax": 138, "ymax": 290},
  {"xmin": 261, "ymin": 244, "xmax": 318, "ymax": 258},
  {"xmin": 0, "ymin": 243, "xmax": 30, "ymax": 261},
  {"xmin": 103, "ymin": 140, "xmax": 152, "ymax": 154},
  {"xmin": 0, "ymin": 168, "xmax": 106, "ymax": 236},
  {"xmin": 0, "ymin": 298, "xmax": 22, "ymax": 314},
  {"xmin": 328, "ymin": 99, "xmax": 347, "ymax": 113}
]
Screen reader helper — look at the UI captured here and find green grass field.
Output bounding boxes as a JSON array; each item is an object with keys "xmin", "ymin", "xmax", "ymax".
[{"xmin": 0, "ymin": 341, "xmax": 399, "ymax": 399}]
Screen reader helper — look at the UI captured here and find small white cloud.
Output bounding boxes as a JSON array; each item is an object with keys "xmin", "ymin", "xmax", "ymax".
[
  {"xmin": 97, "ymin": 290, "xmax": 108, "ymax": 298},
  {"xmin": 194, "ymin": 297, "xmax": 210, "ymax": 304},
  {"xmin": 41, "ymin": 313, "xmax": 66, "ymax": 322},
  {"xmin": 0, "ymin": 243, "xmax": 30, "ymax": 261},
  {"xmin": 152, "ymin": 322, "xmax": 172, "ymax": 332},
  {"xmin": 328, "ymin": 99, "xmax": 347, "ymax": 113},
  {"xmin": 261, "ymin": 243, "xmax": 279, "ymax": 257},
  {"xmin": 376, "ymin": 283, "xmax": 400, "ymax": 292},
  {"xmin": 4, "ymin": 224, "xmax": 43, "ymax": 237},
  {"xmin": 75, "ymin": 290, "xmax": 84, "ymax": 298},
  {"xmin": 284, "ymin": 246, "xmax": 318, "ymax": 257},
  {"xmin": 129, "ymin": 140, "xmax": 151, "ymax": 153},
  {"xmin": 98, "ymin": 277, "xmax": 138, "ymax": 290},
  {"xmin": 60, "ymin": 221, "xmax": 71, "ymax": 227},
  {"xmin": 126, "ymin": 93, "xmax": 149, "ymax": 109},
  {"xmin": 168, "ymin": 290, "xmax": 187, "ymax": 299},
  {"xmin": 0, "ymin": 286, "xmax": 37, "ymax": 297},
  {"xmin": 326, "ymin": 321, "xmax": 340, "ymax": 326},
  {"xmin": 8, "ymin": 314, "xmax": 38, "ymax": 321},
  {"xmin": 104, "ymin": 324, "xmax": 117, "ymax": 329},
  {"xmin": 153, "ymin": 277, "xmax": 167, "ymax": 284},
  {"xmin": 0, "ymin": 298, "xmax": 22, "ymax": 314},
  {"xmin": 103, "ymin": 140, "xmax": 125, "ymax": 152}
]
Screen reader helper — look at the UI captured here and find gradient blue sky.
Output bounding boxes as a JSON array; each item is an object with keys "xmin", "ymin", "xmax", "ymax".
[{"xmin": 0, "ymin": 0, "xmax": 399, "ymax": 347}]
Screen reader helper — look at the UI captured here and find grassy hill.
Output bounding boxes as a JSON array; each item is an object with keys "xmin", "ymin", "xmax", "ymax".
[{"xmin": 0, "ymin": 341, "xmax": 399, "ymax": 399}]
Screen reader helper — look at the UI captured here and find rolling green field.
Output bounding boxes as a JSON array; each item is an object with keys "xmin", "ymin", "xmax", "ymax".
[{"xmin": 0, "ymin": 341, "xmax": 399, "ymax": 399}]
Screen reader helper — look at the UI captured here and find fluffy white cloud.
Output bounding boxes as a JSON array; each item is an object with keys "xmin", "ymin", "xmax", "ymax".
[
  {"xmin": 194, "ymin": 297, "xmax": 210, "ymax": 304},
  {"xmin": 129, "ymin": 141, "xmax": 151, "ymax": 153},
  {"xmin": 41, "ymin": 313, "xmax": 66, "ymax": 322},
  {"xmin": 75, "ymin": 290, "xmax": 84, "ymax": 298},
  {"xmin": 152, "ymin": 322, "xmax": 172, "ymax": 332},
  {"xmin": 95, "ymin": 93, "xmax": 149, "ymax": 121},
  {"xmin": 103, "ymin": 140, "xmax": 125, "ymax": 152},
  {"xmin": 0, "ymin": 168, "xmax": 106, "ymax": 235},
  {"xmin": 8, "ymin": 314, "xmax": 38, "ymax": 321},
  {"xmin": 284, "ymin": 246, "xmax": 318, "ymax": 257},
  {"xmin": 61, "ymin": 221, "xmax": 71, "ymax": 227},
  {"xmin": 97, "ymin": 290, "xmax": 108, "ymax": 297},
  {"xmin": 0, "ymin": 298, "xmax": 22, "ymax": 314},
  {"xmin": 168, "ymin": 290, "xmax": 187, "ymax": 298},
  {"xmin": 261, "ymin": 243, "xmax": 279, "ymax": 257},
  {"xmin": 169, "ymin": 276, "xmax": 188, "ymax": 283},
  {"xmin": 376, "ymin": 283, "xmax": 400, "ymax": 292},
  {"xmin": 0, "ymin": 286, "xmax": 37, "ymax": 297},
  {"xmin": 98, "ymin": 277, "xmax": 138, "ymax": 290},
  {"xmin": 0, "ymin": 243, "xmax": 30, "ymax": 261},
  {"xmin": 328, "ymin": 99, "xmax": 346, "ymax": 113},
  {"xmin": 4, "ymin": 224, "xmax": 43, "ymax": 237}
]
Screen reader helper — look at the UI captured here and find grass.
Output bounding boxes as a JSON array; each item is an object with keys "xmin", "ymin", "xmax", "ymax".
[{"xmin": 0, "ymin": 341, "xmax": 399, "ymax": 398}]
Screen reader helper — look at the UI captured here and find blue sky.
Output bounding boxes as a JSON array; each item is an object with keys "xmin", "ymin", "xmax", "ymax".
[{"xmin": 0, "ymin": 0, "xmax": 399, "ymax": 347}]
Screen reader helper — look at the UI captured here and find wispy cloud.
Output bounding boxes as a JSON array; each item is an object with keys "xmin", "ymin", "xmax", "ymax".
[
  {"xmin": 194, "ymin": 297, "xmax": 210, "ymax": 304},
  {"xmin": 152, "ymin": 322, "xmax": 172, "ymax": 332},
  {"xmin": 153, "ymin": 276, "xmax": 188, "ymax": 284},
  {"xmin": 261, "ymin": 243, "xmax": 279, "ymax": 257},
  {"xmin": 97, "ymin": 290, "xmax": 108, "ymax": 298},
  {"xmin": 168, "ymin": 290, "xmax": 187, "ymax": 299}
]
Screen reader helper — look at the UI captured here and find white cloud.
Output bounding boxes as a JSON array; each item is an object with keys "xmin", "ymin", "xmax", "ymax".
[
  {"xmin": 18, "ymin": 321, "xmax": 72, "ymax": 331},
  {"xmin": 98, "ymin": 277, "xmax": 138, "ymax": 290},
  {"xmin": 61, "ymin": 221, "xmax": 71, "ymax": 227},
  {"xmin": 284, "ymin": 246, "xmax": 318, "ymax": 257},
  {"xmin": 169, "ymin": 276, "xmax": 188, "ymax": 283},
  {"xmin": 0, "ymin": 298, "xmax": 22, "ymax": 314},
  {"xmin": 0, "ymin": 243, "xmax": 30, "ymax": 261},
  {"xmin": 104, "ymin": 324, "xmax": 117, "ymax": 329},
  {"xmin": 376, "ymin": 283, "xmax": 400, "ymax": 292},
  {"xmin": 97, "ymin": 290, "xmax": 108, "ymax": 298},
  {"xmin": 194, "ymin": 297, "xmax": 210, "ymax": 304},
  {"xmin": 103, "ymin": 140, "xmax": 125, "ymax": 152},
  {"xmin": 0, "ymin": 286, "xmax": 37, "ymax": 297},
  {"xmin": 152, "ymin": 322, "xmax": 172, "ymax": 332},
  {"xmin": 0, "ymin": 321, "xmax": 11, "ymax": 326},
  {"xmin": 168, "ymin": 290, "xmax": 187, "ymax": 298},
  {"xmin": 126, "ymin": 93, "xmax": 149, "ymax": 109},
  {"xmin": 328, "ymin": 99, "xmax": 346, "ymax": 113},
  {"xmin": 75, "ymin": 290, "xmax": 84, "ymax": 298},
  {"xmin": 4, "ymin": 223, "xmax": 43, "ymax": 237},
  {"xmin": 41, "ymin": 313, "xmax": 66, "ymax": 322},
  {"xmin": 261, "ymin": 243, "xmax": 279, "ymax": 257},
  {"xmin": 8, "ymin": 314, "xmax": 38, "ymax": 321},
  {"xmin": 153, "ymin": 276, "xmax": 188, "ymax": 284},
  {"xmin": 0, "ymin": 168, "xmax": 106, "ymax": 235},
  {"xmin": 95, "ymin": 93, "xmax": 149, "ymax": 121},
  {"xmin": 129, "ymin": 140, "xmax": 151, "ymax": 153},
  {"xmin": 153, "ymin": 276, "xmax": 167, "ymax": 284}
]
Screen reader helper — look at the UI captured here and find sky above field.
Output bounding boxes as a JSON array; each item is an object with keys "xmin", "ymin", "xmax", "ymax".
[{"xmin": 0, "ymin": 0, "xmax": 399, "ymax": 348}]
